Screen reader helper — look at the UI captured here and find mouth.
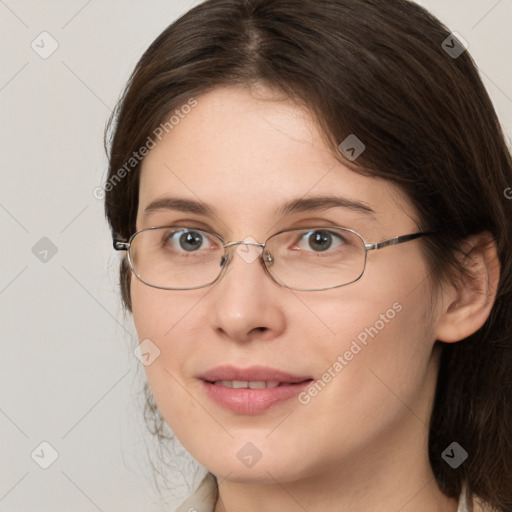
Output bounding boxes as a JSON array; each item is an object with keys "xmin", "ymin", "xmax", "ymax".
[
  {"xmin": 197, "ymin": 366, "xmax": 314, "ymax": 415},
  {"xmin": 198, "ymin": 364, "xmax": 313, "ymax": 385}
]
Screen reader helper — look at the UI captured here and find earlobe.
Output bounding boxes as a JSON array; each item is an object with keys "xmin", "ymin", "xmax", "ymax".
[{"xmin": 435, "ymin": 232, "xmax": 501, "ymax": 344}]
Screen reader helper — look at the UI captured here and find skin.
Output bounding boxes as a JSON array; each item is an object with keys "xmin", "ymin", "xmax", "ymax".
[{"xmin": 130, "ymin": 84, "xmax": 499, "ymax": 512}]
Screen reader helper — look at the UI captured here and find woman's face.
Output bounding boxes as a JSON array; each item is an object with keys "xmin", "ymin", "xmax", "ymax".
[{"xmin": 131, "ymin": 84, "xmax": 441, "ymax": 484}]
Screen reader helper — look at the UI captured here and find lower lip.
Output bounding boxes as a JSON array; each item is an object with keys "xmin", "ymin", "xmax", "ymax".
[{"xmin": 200, "ymin": 379, "xmax": 313, "ymax": 415}]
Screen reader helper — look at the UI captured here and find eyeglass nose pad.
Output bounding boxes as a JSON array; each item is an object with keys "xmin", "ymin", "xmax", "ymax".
[
  {"xmin": 263, "ymin": 249, "xmax": 274, "ymax": 267},
  {"xmin": 219, "ymin": 244, "xmax": 273, "ymax": 270}
]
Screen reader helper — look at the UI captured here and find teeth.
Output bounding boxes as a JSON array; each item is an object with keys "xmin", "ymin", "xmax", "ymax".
[{"xmin": 213, "ymin": 380, "xmax": 281, "ymax": 389}]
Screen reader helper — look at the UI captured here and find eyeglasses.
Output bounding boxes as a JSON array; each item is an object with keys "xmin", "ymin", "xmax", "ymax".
[{"xmin": 113, "ymin": 226, "xmax": 435, "ymax": 292}]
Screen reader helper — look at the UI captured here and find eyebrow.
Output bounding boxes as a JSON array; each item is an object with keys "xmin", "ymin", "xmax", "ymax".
[
  {"xmin": 277, "ymin": 195, "xmax": 375, "ymax": 217},
  {"xmin": 142, "ymin": 194, "xmax": 376, "ymax": 219}
]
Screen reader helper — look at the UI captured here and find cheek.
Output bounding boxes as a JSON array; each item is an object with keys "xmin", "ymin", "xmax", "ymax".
[
  {"xmin": 299, "ymin": 258, "xmax": 435, "ymax": 413},
  {"xmin": 130, "ymin": 280, "xmax": 189, "ymax": 383},
  {"xmin": 305, "ymin": 281, "xmax": 434, "ymax": 436},
  {"xmin": 130, "ymin": 278, "xmax": 191, "ymax": 340},
  {"xmin": 130, "ymin": 277, "xmax": 206, "ymax": 392},
  {"xmin": 130, "ymin": 280, "xmax": 202, "ymax": 432}
]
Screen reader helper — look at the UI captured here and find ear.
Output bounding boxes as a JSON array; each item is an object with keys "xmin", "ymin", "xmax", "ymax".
[{"xmin": 435, "ymin": 232, "xmax": 501, "ymax": 343}]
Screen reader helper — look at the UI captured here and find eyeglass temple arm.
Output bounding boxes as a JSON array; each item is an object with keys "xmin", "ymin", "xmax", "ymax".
[{"xmin": 365, "ymin": 232, "xmax": 434, "ymax": 251}]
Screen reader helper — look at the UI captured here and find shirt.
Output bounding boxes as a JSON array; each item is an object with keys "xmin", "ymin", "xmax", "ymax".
[{"xmin": 175, "ymin": 472, "xmax": 476, "ymax": 512}]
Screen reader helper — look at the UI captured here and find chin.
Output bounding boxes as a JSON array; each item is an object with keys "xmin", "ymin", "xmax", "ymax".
[{"xmin": 202, "ymin": 450, "xmax": 310, "ymax": 485}]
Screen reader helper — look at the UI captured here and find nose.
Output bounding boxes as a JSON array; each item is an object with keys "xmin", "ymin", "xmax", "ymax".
[{"xmin": 210, "ymin": 240, "xmax": 286, "ymax": 342}]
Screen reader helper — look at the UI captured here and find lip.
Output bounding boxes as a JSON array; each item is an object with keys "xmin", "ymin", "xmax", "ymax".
[
  {"xmin": 199, "ymin": 365, "xmax": 312, "ymax": 383},
  {"xmin": 198, "ymin": 365, "xmax": 313, "ymax": 415}
]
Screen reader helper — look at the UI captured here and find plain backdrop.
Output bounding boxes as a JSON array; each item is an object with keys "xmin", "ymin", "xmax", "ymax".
[{"xmin": 1, "ymin": 1, "xmax": 511, "ymax": 510}]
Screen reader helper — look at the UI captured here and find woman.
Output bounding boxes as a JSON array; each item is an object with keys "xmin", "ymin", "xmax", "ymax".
[{"xmin": 103, "ymin": 0, "xmax": 512, "ymax": 510}]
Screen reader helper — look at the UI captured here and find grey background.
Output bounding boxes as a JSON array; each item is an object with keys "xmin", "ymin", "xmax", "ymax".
[{"xmin": 1, "ymin": 1, "xmax": 511, "ymax": 510}]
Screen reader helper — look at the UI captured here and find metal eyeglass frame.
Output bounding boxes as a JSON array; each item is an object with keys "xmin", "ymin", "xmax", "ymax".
[{"xmin": 113, "ymin": 226, "xmax": 435, "ymax": 292}]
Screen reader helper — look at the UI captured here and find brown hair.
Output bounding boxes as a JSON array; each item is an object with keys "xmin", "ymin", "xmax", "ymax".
[{"xmin": 103, "ymin": 0, "xmax": 512, "ymax": 508}]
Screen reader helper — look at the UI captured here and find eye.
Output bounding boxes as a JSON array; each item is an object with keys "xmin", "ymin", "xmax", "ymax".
[
  {"xmin": 294, "ymin": 229, "xmax": 348, "ymax": 253},
  {"xmin": 162, "ymin": 228, "xmax": 219, "ymax": 253}
]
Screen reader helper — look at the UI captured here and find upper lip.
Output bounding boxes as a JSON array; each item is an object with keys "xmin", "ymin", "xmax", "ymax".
[{"xmin": 199, "ymin": 365, "xmax": 313, "ymax": 384}]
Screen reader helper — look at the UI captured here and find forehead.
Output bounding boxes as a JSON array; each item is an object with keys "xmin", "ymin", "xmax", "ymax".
[{"xmin": 137, "ymin": 85, "xmax": 417, "ymax": 233}]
